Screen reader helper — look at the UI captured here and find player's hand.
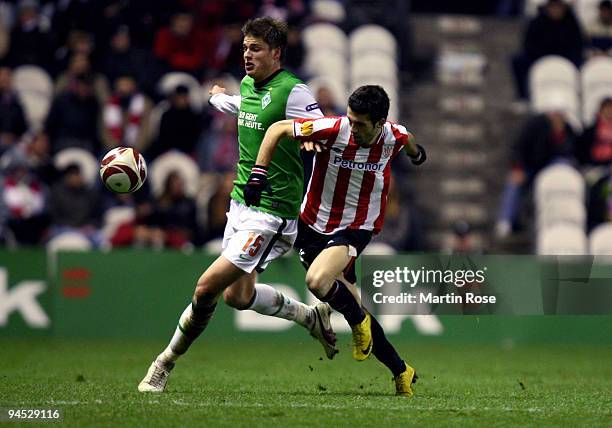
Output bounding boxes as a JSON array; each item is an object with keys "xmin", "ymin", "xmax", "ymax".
[
  {"xmin": 410, "ymin": 144, "xmax": 427, "ymax": 165},
  {"xmin": 300, "ymin": 141, "xmax": 325, "ymax": 152},
  {"xmin": 244, "ymin": 165, "xmax": 269, "ymax": 207},
  {"xmin": 208, "ymin": 85, "xmax": 226, "ymax": 95}
]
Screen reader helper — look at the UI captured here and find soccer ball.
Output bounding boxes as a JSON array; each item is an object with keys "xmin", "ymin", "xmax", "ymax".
[{"xmin": 100, "ymin": 147, "xmax": 147, "ymax": 193}]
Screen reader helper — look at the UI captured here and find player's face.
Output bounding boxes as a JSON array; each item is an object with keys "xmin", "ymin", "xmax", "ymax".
[
  {"xmin": 347, "ymin": 107, "xmax": 383, "ymax": 146},
  {"xmin": 243, "ymin": 35, "xmax": 280, "ymax": 82}
]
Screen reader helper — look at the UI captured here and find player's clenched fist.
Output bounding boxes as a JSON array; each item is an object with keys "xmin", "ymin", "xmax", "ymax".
[
  {"xmin": 208, "ymin": 84, "xmax": 226, "ymax": 95},
  {"xmin": 244, "ymin": 165, "xmax": 269, "ymax": 206},
  {"xmin": 410, "ymin": 144, "xmax": 427, "ymax": 165}
]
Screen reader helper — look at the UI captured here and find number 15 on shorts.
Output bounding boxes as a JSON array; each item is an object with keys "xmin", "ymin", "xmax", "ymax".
[{"xmin": 242, "ymin": 233, "xmax": 264, "ymax": 257}]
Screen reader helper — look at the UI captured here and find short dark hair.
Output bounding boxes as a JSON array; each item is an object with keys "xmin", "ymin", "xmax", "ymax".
[
  {"xmin": 601, "ymin": 97, "xmax": 612, "ymax": 109},
  {"xmin": 242, "ymin": 17, "xmax": 288, "ymax": 61},
  {"xmin": 348, "ymin": 85, "xmax": 390, "ymax": 125},
  {"xmin": 600, "ymin": 0, "xmax": 612, "ymax": 10}
]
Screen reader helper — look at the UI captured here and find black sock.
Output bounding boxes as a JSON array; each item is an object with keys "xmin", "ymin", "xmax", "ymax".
[
  {"xmin": 322, "ymin": 280, "xmax": 365, "ymax": 326},
  {"xmin": 370, "ymin": 314, "xmax": 406, "ymax": 377}
]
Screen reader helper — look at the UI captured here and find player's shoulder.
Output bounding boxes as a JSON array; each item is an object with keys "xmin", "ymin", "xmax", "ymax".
[
  {"xmin": 279, "ymin": 69, "xmax": 303, "ymax": 83},
  {"xmin": 385, "ymin": 121, "xmax": 413, "ymax": 141},
  {"xmin": 385, "ymin": 121, "xmax": 408, "ymax": 135},
  {"xmin": 240, "ymin": 75, "xmax": 253, "ymax": 86},
  {"xmin": 272, "ymin": 69, "xmax": 304, "ymax": 88},
  {"xmin": 240, "ymin": 75, "xmax": 254, "ymax": 93}
]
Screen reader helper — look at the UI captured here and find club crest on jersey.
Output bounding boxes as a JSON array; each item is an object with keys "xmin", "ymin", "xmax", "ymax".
[
  {"xmin": 383, "ymin": 144, "xmax": 394, "ymax": 157},
  {"xmin": 262, "ymin": 92, "xmax": 272, "ymax": 109},
  {"xmin": 300, "ymin": 121, "xmax": 314, "ymax": 136}
]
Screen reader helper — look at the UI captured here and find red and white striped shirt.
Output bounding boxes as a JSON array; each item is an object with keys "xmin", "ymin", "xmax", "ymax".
[{"xmin": 293, "ymin": 116, "xmax": 410, "ymax": 234}]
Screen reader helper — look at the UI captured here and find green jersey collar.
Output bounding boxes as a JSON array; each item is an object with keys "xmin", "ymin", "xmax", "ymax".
[{"xmin": 254, "ymin": 68, "xmax": 285, "ymax": 89}]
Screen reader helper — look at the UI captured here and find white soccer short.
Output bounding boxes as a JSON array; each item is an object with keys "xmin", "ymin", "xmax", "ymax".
[{"xmin": 222, "ymin": 199, "xmax": 298, "ymax": 273}]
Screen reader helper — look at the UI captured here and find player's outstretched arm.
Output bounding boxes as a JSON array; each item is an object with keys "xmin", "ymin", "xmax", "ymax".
[
  {"xmin": 208, "ymin": 84, "xmax": 241, "ymax": 115},
  {"xmin": 405, "ymin": 132, "xmax": 426, "ymax": 165}
]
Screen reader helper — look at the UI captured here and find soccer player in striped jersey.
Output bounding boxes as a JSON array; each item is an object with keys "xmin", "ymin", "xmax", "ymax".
[
  {"xmin": 243, "ymin": 85, "xmax": 426, "ymax": 396},
  {"xmin": 138, "ymin": 17, "xmax": 337, "ymax": 393}
]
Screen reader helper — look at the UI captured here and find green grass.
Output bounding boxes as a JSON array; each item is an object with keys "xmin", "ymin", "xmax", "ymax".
[{"xmin": 1, "ymin": 338, "xmax": 612, "ymax": 427}]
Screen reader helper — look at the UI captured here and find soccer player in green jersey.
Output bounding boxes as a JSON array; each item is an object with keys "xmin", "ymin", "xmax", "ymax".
[{"xmin": 138, "ymin": 18, "xmax": 336, "ymax": 393}]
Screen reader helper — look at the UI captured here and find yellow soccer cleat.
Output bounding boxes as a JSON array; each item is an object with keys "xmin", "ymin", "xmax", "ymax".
[
  {"xmin": 351, "ymin": 312, "xmax": 373, "ymax": 361},
  {"xmin": 394, "ymin": 364, "xmax": 418, "ymax": 397}
]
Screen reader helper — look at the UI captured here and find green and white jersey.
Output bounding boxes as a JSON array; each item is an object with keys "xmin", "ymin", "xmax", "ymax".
[{"xmin": 209, "ymin": 69, "xmax": 323, "ymax": 218}]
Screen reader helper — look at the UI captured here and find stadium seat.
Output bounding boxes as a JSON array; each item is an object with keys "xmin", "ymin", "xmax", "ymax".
[
  {"xmin": 101, "ymin": 206, "xmax": 136, "ymax": 245},
  {"xmin": 537, "ymin": 223, "xmax": 587, "ymax": 255},
  {"xmin": 524, "ymin": 0, "xmax": 548, "ymax": 16},
  {"xmin": 149, "ymin": 151, "xmax": 200, "ymax": 198},
  {"xmin": 531, "ymin": 86, "xmax": 581, "ymax": 131},
  {"xmin": 47, "ymin": 231, "xmax": 93, "ymax": 252},
  {"xmin": 589, "ymin": 223, "xmax": 612, "ymax": 255},
  {"xmin": 13, "ymin": 65, "xmax": 54, "ymax": 130},
  {"xmin": 17, "ymin": 92, "xmax": 52, "ymax": 130},
  {"xmin": 13, "ymin": 65, "xmax": 54, "ymax": 98},
  {"xmin": 529, "ymin": 56, "xmax": 579, "ymax": 94},
  {"xmin": 536, "ymin": 196, "xmax": 586, "ymax": 231},
  {"xmin": 203, "ymin": 238, "xmax": 223, "ymax": 254},
  {"xmin": 575, "ymin": 0, "xmax": 601, "ymax": 29},
  {"xmin": 362, "ymin": 242, "xmax": 397, "ymax": 255},
  {"xmin": 312, "ymin": 0, "xmax": 346, "ymax": 23},
  {"xmin": 53, "ymin": 148, "xmax": 99, "ymax": 188},
  {"xmin": 351, "ymin": 54, "xmax": 399, "ymax": 87},
  {"xmin": 304, "ymin": 51, "xmax": 348, "ymax": 86},
  {"xmin": 46, "ymin": 231, "xmax": 93, "ymax": 276},
  {"xmin": 307, "ymin": 76, "xmax": 348, "ymax": 108},
  {"xmin": 157, "ymin": 72, "xmax": 204, "ymax": 111},
  {"xmin": 534, "ymin": 164, "xmax": 585, "ymax": 205},
  {"xmin": 581, "ymin": 57, "xmax": 612, "ymax": 125},
  {"xmin": 529, "ymin": 56, "xmax": 581, "ymax": 128},
  {"xmin": 302, "ymin": 23, "xmax": 348, "ymax": 56},
  {"xmin": 350, "ymin": 25, "xmax": 397, "ymax": 60}
]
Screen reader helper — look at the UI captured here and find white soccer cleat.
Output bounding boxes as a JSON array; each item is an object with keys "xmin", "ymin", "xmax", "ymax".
[
  {"xmin": 138, "ymin": 360, "xmax": 174, "ymax": 392},
  {"xmin": 310, "ymin": 302, "xmax": 339, "ymax": 359}
]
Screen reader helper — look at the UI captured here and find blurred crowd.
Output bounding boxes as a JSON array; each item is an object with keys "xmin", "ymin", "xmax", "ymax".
[
  {"xmin": 0, "ymin": 0, "xmax": 419, "ymax": 252},
  {"xmin": 497, "ymin": 0, "xmax": 612, "ymax": 239},
  {"xmin": 2, "ymin": 0, "xmax": 610, "ymax": 253}
]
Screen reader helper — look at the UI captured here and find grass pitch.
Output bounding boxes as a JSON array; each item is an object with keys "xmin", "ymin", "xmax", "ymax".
[{"xmin": 1, "ymin": 338, "xmax": 612, "ymax": 427}]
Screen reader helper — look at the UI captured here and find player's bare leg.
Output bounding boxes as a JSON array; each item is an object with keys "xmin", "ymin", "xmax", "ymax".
[
  {"xmin": 306, "ymin": 245, "xmax": 373, "ymax": 361},
  {"xmin": 138, "ymin": 256, "xmax": 244, "ymax": 392},
  {"xmin": 305, "ymin": 246, "xmax": 417, "ymax": 395},
  {"xmin": 223, "ymin": 273, "xmax": 338, "ymax": 359}
]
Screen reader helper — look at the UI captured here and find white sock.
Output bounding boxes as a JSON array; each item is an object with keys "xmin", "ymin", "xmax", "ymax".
[
  {"xmin": 248, "ymin": 283, "xmax": 314, "ymax": 329},
  {"xmin": 157, "ymin": 302, "xmax": 214, "ymax": 366}
]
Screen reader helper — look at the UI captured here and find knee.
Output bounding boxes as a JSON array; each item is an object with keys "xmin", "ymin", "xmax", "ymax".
[
  {"xmin": 305, "ymin": 270, "xmax": 331, "ymax": 297},
  {"xmin": 194, "ymin": 275, "xmax": 219, "ymax": 305},
  {"xmin": 222, "ymin": 287, "xmax": 253, "ymax": 310}
]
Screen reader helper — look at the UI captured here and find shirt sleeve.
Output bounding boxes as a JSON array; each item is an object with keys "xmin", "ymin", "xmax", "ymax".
[
  {"xmin": 285, "ymin": 84, "xmax": 324, "ymax": 119},
  {"xmin": 389, "ymin": 123, "xmax": 412, "ymax": 157},
  {"xmin": 208, "ymin": 93, "xmax": 241, "ymax": 115},
  {"xmin": 292, "ymin": 117, "xmax": 341, "ymax": 147}
]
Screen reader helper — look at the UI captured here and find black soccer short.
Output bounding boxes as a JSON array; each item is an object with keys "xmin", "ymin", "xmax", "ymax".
[{"xmin": 294, "ymin": 219, "xmax": 372, "ymax": 284}]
